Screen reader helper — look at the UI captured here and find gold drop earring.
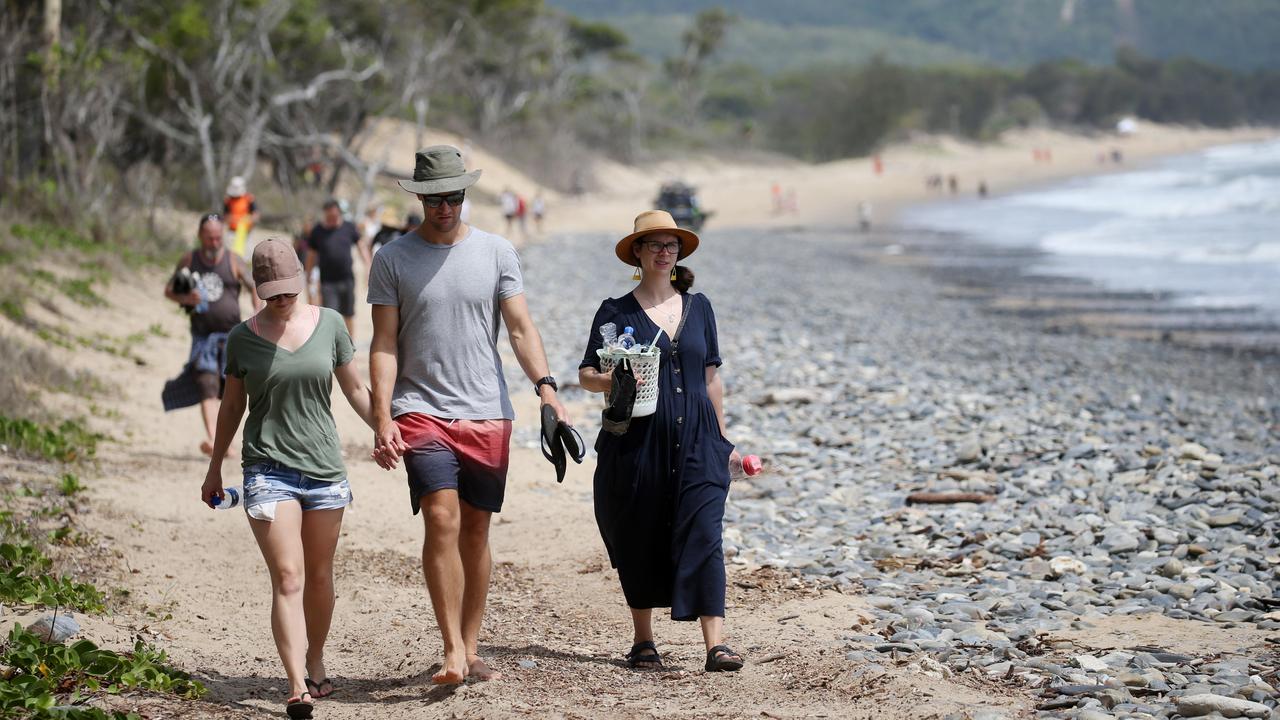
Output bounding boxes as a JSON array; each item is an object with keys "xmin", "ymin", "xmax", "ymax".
[
  {"xmin": 632, "ymin": 266, "xmax": 641, "ymax": 281},
  {"xmin": 670, "ymin": 268, "xmax": 677, "ymax": 282}
]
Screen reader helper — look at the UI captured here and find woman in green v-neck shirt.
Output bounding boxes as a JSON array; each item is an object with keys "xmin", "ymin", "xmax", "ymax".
[{"xmin": 200, "ymin": 239, "xmax": 383, "ymax": 718}]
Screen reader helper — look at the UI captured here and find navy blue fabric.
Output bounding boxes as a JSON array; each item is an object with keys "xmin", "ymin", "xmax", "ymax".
[
  {"xmin": 161, "ymin": 332, "xmax": 229, "ymax": 411},
  {"xmin": 580, "ymin": 292, "xmax": 733, "ymax": 621}
]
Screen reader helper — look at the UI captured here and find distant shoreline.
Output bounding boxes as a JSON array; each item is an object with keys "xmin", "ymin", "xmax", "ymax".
[{"xmin": 529, "ymin": 124, "xmax": 1280, "ymax": 237}]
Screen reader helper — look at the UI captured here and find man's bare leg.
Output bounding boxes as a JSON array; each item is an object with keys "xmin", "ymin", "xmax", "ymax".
[
  {"xmin": 458, "ymin": 501, "xmax": 500, "ymax": 680},
  {"xmin": 199, "ymin": 397, "xmax": 218, "ymax": 456},
  {"xmin": 419, "ymin": 490, "xmax": 467, "ymax": 684}
]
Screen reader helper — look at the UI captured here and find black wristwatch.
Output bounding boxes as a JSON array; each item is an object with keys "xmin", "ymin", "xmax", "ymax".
[{"xmin": 534, "ymin": 376, "xmax": 558, "ymax": 395}]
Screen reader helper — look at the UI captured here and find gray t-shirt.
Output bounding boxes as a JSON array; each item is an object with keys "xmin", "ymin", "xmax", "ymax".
[{"xmin": 367, "ymin": 227, "xmax": 523, "ymax": 420}]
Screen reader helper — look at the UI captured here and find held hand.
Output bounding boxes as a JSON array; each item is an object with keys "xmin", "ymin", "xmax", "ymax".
[
  {"xmin": 373, "ymin": 418, "xmax": 408, "ymax": 470},
  {"xmin": 201, "ymin": 470, "xmax": 224, "ymax": 508},
  {"xmin": 183, "ymin": 290, "xmax": 202, "ymax": 307},
  {"xmin": 728, "ymin": 449, "xmax": 742, "ymax": 481},
  {"xmin": 541, "ymin": 392, "xmax": 571, "ymax": 427}
]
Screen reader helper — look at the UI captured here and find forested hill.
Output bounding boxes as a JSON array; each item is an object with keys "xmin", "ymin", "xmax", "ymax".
[{"xmin": 548, "ymin": 0, "xmax": 1280, "ymax": 72}]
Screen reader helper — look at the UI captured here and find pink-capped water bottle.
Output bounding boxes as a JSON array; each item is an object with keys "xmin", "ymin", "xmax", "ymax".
[{"xmin": 729, "ymin": 454, "xmax": 762, "ymax": 480}]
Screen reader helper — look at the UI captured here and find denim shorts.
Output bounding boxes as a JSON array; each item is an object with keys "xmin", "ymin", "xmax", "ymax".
[{"xmin": 242, "ymin": 462, "xmax": 352, "ymax": 520}]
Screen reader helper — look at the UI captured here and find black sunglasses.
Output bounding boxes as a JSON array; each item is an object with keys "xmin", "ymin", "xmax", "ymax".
[
  {"xmin": 198, "ymin": 212, "xmax": 221, "ymax": 231},
  {"xmin": 423, "ymin": 191, "xmax": 465, "ymax": 208}
]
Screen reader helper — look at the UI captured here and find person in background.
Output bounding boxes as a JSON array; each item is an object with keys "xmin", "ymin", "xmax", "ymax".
[
  {"xmin": 531, "ymin": 193, "xmax": 545, "ymax": 235},
  {"xmin": 358, "ymin": 204, "xmax": 381, "ymax": 254},
  {"xmin": 223, "ymin": 176, "xmax": 260, "ymax": 257},
  {"xmin": 201, "ymin": 238, "xmax": 382, "ymax": 719},
  {"xmin": 577, "ymin": 210, "xmax": 745, "ymax": 674},
  {"xmin": 499, "ymin": 188, "xmax": 517, "ymax": 235},
  {"xmin": 305, "ymin": 200, "xmax": 371, "ymax": 342},
  {"xmin": 162, "ymin": 214, "xmax": 263, "ymax": 456}
]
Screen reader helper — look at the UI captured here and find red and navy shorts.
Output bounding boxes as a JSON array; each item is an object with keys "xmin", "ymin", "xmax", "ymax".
[{"xmin": 395, "ymin": 413, "xmax": 512, "ymax": 514}]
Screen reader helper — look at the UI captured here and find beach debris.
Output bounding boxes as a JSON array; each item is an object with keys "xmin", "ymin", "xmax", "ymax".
[
  {"xmin": 1048, "ymin": 556, "xmax": 1087, "ymax": 577},
  {"xmin": 756, "ymin": 388, "xmax": 824, "ymax": 405},
  {"xmin": 904, "ymin": 491, "xmax": 994, "ymax": 505},
  {"xmin": 28, "ymin": 613, "xmax": 79, "ymax": 643}
]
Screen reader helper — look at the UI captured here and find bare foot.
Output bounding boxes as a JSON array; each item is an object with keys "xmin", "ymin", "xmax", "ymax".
[
  {"xmin": 199, "ymin": 440, "xmax": 214, "ymax": 456},
  {"xmin": 432, "ymin": 653, "xmax": 467, "ymax": 685},
  {"xmin": 467, "ymin": 656, "xmax": 503, "ymax": 682}
]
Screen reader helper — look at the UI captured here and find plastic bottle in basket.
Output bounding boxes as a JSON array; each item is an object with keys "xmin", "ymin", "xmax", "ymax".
[
  {"xmin": 599, "ymin": 322, "xmax": 618, "ymax": 349},
  {"xmin": 729, "ymin": 454, "xmax": 762, "ymax": 480},
  {"xmin": 617, "ymin": 326, "xmax": 637, "ymax": 351}
]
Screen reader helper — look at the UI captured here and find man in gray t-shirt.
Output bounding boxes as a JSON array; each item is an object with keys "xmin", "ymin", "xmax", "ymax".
[{"xmin": 369, "ymin": 145, "xmax": 567, "ymax": 685}]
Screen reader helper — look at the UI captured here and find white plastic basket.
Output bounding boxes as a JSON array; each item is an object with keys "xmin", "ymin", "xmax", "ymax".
[{"xmin": 598, "ymin": 347, "xmax": 661, "ymax": 417}]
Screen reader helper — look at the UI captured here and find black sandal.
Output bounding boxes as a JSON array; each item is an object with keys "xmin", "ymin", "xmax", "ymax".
[
  {"xmin": 304, "ymin": 677, "xmax": 333, "ymax": 698},
  {"xmin": 705, "ymin": 645, "xmax": 744, "ymax": 672},
  {"xmin": 558, "ymin": 421, "xmax": 585, "ymax": 464},
  {"xmin": 540, "ymin": 405, "xmax": 585, "ymax": 483},
  {"xmin": 540, "ymin": 405, "xmax": 567, "ymax": 482},
  {"xmin": 625, "ymin": 640, "xmax": 663, "ymax": 669},
  {"xmin": 285, "ymin": 691, "xmax": 314, "ymax": 719}
]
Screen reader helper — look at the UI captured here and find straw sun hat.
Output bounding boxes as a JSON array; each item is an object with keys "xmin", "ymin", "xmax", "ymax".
[{"xmin": 614, "ymin": 210, "xmax": 700, "ymax": 266}]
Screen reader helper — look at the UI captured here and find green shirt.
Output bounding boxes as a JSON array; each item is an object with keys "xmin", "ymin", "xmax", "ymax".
[{"xmin": 225, "ymin": 308, "xmax": 355, "ymax": 481}]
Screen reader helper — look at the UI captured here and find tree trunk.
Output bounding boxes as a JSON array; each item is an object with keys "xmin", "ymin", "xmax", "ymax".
[{"xmin": 42, "ymin": 0, "xmax": 61, "ymax": 85}]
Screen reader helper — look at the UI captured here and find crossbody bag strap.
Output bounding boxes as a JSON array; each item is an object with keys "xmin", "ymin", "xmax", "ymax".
[{"xmin": 670, "ymin": 294, "xmax": 694, "ymax": 346}]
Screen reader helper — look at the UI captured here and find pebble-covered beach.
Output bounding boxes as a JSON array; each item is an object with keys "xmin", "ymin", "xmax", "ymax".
[{"xmin": 512, "ymin": 225, "xmax": 1280, "ymax": 719}]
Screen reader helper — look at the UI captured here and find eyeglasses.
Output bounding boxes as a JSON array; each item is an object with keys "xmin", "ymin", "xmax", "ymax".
[
  {"xmin": 265, "ymin": 293, "xmax": 298, "ymax": 302},
  {"xmin": 423, "ymin": 191, "xmax": 465, "ymax": 208},
  {"xmin": 640, "ymin": 240, "xmax": 681, "ymax": 254}
]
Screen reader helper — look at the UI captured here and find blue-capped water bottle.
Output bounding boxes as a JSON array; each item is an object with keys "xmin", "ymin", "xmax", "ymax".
[
  {"xmin": 617, "ymin": 326, "xmax": 637, "ymax": 351},
  {"xmin": 209, "ymin": 486, "xmax": 243, "ymax": 510}
]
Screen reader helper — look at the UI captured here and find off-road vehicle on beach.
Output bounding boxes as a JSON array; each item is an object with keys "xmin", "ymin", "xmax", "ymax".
[{"xmin": 655, "ymin": 181, "xmax": 712, "ymax": 232}]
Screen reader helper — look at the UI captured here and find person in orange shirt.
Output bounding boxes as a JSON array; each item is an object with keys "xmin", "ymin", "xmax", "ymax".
[{"xmin": 223, "ymin": 176, "xmax": 260, "ymax": 257}]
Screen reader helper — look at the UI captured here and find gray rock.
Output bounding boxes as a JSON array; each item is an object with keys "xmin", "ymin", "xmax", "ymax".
[
  {"xmin": 1175, "ymin": 693, "xmax": 1272, "ymax": 718},
  {"xmin": 1102, "ymin": 529, "xmax": 1141, "ymax": 554},
  {"xmin": 1180, "ymin": 443, "xmax": 1209, "ymax": 461}
]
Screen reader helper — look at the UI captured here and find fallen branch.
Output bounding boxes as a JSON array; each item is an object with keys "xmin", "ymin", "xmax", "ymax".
[{"xmin": 905, "ymin": 492, "xmax": 996, "ymax": 505}]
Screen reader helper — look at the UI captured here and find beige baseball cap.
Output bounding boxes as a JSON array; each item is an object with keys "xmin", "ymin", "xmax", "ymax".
[{"xmin": 251, "ymin": 238, "xmax": 305, "ymax": 299}]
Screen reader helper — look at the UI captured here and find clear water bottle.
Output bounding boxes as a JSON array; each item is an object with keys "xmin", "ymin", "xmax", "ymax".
[
  {"xmin": 617, "ymin": 326, "xmax": 637, "ymax": 351},
  {"xmin": 193, "ymin": 285, "xmax": 209, "ymax": 315},
  {"xmin": 210, "ymin": 486, "xmax": 243, "ymax": 510},
  {"xmin": 599, "ymin": 322, "xmax": 618, "ymax": 349},
  {"xmin": 729, "ymin": 454, "xmax": 762, "ymax": 480}
]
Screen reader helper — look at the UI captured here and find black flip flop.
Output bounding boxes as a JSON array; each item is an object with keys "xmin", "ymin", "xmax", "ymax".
[
  {"xmin": 540, "ymin": 404, "xmax": 567, "ymax": 483},
  {"xmin": 557, "ymin": 420, "xmax": 585, "ymax": 465},
  {"xmin": 705, "ymin": 645, "xmax": 744, "ymax": 672},
  {"xmin": 286, "ymin": 692, "xmax": 314, "ymax": 719},
  {"xmin": 625, "ymin": 640, "xmax": 663, "ymax": 669},
  {"xmin": 304, "ymin": 677, "xmax": 333, "ymax": 698}
]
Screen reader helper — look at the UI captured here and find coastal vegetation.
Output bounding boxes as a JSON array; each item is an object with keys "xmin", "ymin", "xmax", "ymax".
[{"xmin": 5, "ymin": 0, "xmax": 1279, "ymax": 226}]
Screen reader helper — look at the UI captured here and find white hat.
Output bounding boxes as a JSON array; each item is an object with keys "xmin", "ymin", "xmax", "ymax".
[{"xmin": 226, "ymin": 176, "xmax": 247, "ymax": 197}]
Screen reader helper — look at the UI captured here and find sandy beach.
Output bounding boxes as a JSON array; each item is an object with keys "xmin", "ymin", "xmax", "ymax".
[{"xmin": 4, "ymin": 125, "xmax": 1279, "ymax": 719}]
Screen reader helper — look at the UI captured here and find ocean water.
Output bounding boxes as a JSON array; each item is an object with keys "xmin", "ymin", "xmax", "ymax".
[{"xmin": 903, "ymin": 138, "xmax": 1280, "ymax": 319}]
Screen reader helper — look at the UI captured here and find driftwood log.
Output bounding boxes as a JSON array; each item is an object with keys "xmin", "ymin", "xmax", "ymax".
[{"xmin": 905, "ymin": 492, "xmax": 996, "ymax": 505}]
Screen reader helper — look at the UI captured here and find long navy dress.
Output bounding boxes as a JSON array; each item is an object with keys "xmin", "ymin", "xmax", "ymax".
[{"xmin": 580, "ymin": 291, "xmax": 734, "ymax": 621}]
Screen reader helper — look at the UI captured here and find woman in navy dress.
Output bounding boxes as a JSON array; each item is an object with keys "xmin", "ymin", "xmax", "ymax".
[{"xmin": 578, "ymin": 210, "xmax": 744, "ymax": 673}]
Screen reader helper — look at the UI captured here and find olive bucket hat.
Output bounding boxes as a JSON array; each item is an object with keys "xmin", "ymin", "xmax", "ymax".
[{"xmin": 397, "ymin": 145, "xmax": 482, "ymax": 195}]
